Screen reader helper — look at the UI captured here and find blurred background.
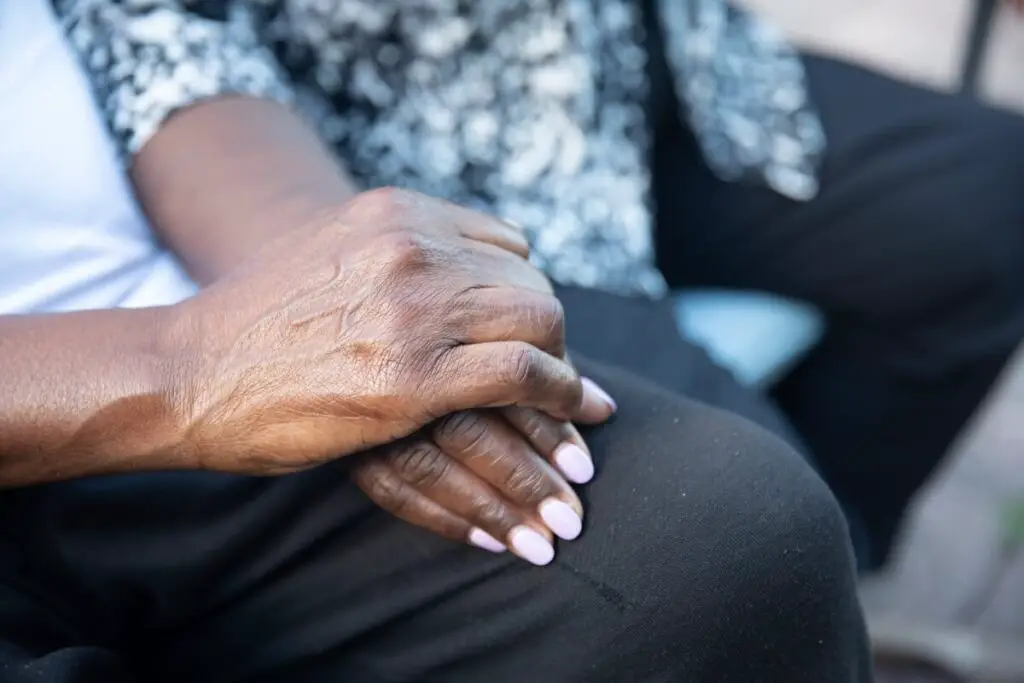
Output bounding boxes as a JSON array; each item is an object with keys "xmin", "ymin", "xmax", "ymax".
[
  {"xmin": 740, "ymin": 1, "xmax": 1024, "ymax": 681},
  {"xmin": 745, "ymin": 0, "xmax": 1024, "ymax": 108}
]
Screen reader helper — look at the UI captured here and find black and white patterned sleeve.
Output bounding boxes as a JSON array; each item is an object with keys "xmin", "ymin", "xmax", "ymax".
[{"xmin": 53, "ymin": 0, "xmax": 295, "ymax": 165}]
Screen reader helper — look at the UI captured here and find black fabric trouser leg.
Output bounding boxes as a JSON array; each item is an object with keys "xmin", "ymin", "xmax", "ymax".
[
  {"xmin": 0, "ymin": 351, "xmax": 869, "ymax": 682},
  {"xmin": 653, "ymin": 54, "xmax": 1024, "ymax": 568}
]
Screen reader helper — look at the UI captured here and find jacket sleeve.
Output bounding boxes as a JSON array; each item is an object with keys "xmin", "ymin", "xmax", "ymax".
[{"xmin": 52, "ymin": 0, "xmax": 295, "ymax": 166}]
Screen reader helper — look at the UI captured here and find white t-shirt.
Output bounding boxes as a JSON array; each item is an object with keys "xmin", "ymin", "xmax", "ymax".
[{"xmin": 0, "ymin": 0, "xmax": 197, "ymax": 315}]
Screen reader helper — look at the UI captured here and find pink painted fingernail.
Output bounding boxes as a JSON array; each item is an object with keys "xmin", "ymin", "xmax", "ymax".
[
  {"xmin": 468, "ymin": 528, "xmax": 506, "ymax": 553},
  {"xmin": 581, "ymin": 377, "xmax": 617, "ymax": 412},
  {"xmin": 509, "ymin": 526, "xmax": 555, "ymax": 566},
  {"xmin": 554, "ymin": 443, "xmax": 594, "ymax": 484},
  {"xmin": 539, "ymin": 499, "xmax": 583, "ymax": 540}
]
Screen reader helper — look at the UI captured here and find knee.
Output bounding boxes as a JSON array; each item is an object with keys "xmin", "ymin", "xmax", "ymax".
[
  {"xmin": 674, "ymin": 410, "xmax": 867, "ymax": 676},
  {"xmin": 577, "ymin": 397, "xmax": 868, "ymax": 678}
]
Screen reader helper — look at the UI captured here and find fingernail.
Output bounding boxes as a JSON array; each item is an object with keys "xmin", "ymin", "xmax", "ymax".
[
  {"xmin": 468, "ymin": 528, "xmax": 507, "ymax": 553},
  {"xmin": 554, "ymin": 443, "xmax": 594, "ymax": 484},
  {"xmin": 509, "ymin": 526, "xmax": 555, "ymax": 566},
  {"xmin": 539, "ymin": 499, "xmax": 583, "ymax": 541},
  {"xmin": 581, "ymin": 377, "xmax": 617, "ymax": 412}
]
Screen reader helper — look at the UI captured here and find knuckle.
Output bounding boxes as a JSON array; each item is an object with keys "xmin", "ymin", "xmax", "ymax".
[
  {"xmin": 389, "ymin": 441, "xmax": 452, "ymax": 490},
  {"xmin": 532, "ymin": 295, "xmax": 565, "ymax": 347},
  {"xmin": 337, "ymin": 187, "xmax": 409, "ymax": 231},
  {"xmin": 359, "ymin": 469, "xmax": 411, "ymax": 514},
  {"xmin": 349, "ymin": 186, "xmax": 411, "ymax": 216},
  {"xmin": 504, "ymin": 343, "xmax": 542, "ymax": 389},
  {"xmin": 377, "ymin": 229, "xmax": 431, "ymax": 272},
  {"xmin": 432, "ymin": 411, "xmax": 489, "ymax": 453},
  {"xmin": 517, "ymin": 409, "xmax": 554, "ymax": 444},
  {"xmin": 468, "ymin": 498, "xmax": 512, "ymax": 531},
  {"xmin": 504, "ymin": 460, "xmax": 551, "ymax": 502}
]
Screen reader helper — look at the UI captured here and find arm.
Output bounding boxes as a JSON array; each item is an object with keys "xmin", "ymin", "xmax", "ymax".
[
  {"xmin": 0, "ymin": 307, "xmax": 189, "ymax": 486},
  {"xmin": 0, "ymin": 2, "xmax": 359, "ymax": 487},
  {"xmin": 132, "ymin": 96, "xmax": 359, "ymax": 285},
  {"xmin": 55, "ymin": 0, "xmax": 359, "ymax": 285},
  {"xmin": 0, "ymin": 187, "xmax": 598, "ymax": 490}
]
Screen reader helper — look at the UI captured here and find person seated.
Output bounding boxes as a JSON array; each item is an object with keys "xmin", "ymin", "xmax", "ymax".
[
  {"xmin": 54, "ymin": 0, "xmax": 1024, "ymax": 571},
  {"xmin": 0, "ymin": 0, "xmax": 870, "ymax": 681}
]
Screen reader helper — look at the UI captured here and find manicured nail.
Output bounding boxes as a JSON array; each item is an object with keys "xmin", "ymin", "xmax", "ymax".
[
  {"xmin": 468, "ymin": 528, "xmax": 507, "ymax": 553},
  {"xmin": 509, "ymin": 526, "xmax": 555, "ymax": 566},
  {"xmin": 539, "ymin": 499, "xmax": 583, "ymax": 540},
  {"xmin": 581, "ymin": 377, "xmax": 617, "ymax": 412},
  {"xmin": 554, "ymin": 443, "xmax": 594, "ymax": 484}
]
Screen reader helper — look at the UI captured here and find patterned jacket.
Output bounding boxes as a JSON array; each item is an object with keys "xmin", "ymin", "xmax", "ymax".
[{"xmin": 54, "ymin": 0, "xmax": 825, "ymax": 297}]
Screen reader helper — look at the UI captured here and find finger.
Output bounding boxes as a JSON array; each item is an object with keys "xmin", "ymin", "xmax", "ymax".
[
  {"xmin": 452, "ymin": 210, "xmax": 530, "ymax": 259},
  {"xmin": 563, "ymin": 353, "xmax": 617, "ymax": 423},
  {"xmin": 383, "ymin": 438, "xmax": 557, "ymax": 566},
  {"xmin": 343, "ymin": 188, "xmax": 530, "ymax": 258},
  {"xmin": 500, "ymin": 407, "xmax": 595, "ymax": 484},
  {"xmin": 453, "ymin": 239, "xmax": 553, "ymax": 294},
  {"xmin": 449, "ymin": 288, "xmax": 566, "ymax": 357},
  {"xmin": 578, "ymin": 377, "xmax": 617, "ymax": 423},
  {"xmin": 408, "ymin": 191, "xmax": 532, "ymax": 258},
  {"xmin": 433, "ymin": 411, "xmax": 584, "ymax": 541},
  {"xmin": 431, "ymin": 344, "xmax": 617, "ymax": 423},
  {"xmin": 433, "ymin": 342, "xmax": 582, "ymax": 421},
  {"xmin": 351, "ymin": 457, "xmax": 507, "ymax": 552}
]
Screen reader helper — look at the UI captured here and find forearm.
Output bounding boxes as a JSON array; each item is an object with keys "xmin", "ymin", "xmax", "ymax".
[
  {"xmin": 55, "ymin": 0, "xmax": 359, "ymax": 285},
  {"xmin": 133, "ymin": 96, "xmax": 359, "ymax": 285},
  {"xmin": 0, "ymin": 307, "xmax": 190, "ymax": 487}
]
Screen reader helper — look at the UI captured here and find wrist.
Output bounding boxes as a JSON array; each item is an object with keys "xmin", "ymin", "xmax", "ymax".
[
  {"xmin": 0, "ymin": 305, "xmax": 208, "ymax": 487},
  {"xmin": 148, "ymin": 301, "xmax": 206, "ymax": 471}
]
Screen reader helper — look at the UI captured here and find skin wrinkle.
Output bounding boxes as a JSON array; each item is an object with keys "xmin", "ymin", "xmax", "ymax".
[
  {"xmin": 434, "ymin": 412, "xmax": 491, "ymax": 456},
  {"xmin": 392, "ymin": 441, "xmax": 455, "ymax": 491}
]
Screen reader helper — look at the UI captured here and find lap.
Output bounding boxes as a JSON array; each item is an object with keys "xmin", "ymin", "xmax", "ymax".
[{"xmin": 0, "ymin": 358, "xmax": 867, "ymax": 682}]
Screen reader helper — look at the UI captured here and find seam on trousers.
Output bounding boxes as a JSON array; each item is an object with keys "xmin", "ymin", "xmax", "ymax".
[{"xmin": 555, "ymin": 561, "xmax": 634, "ymax": 614}]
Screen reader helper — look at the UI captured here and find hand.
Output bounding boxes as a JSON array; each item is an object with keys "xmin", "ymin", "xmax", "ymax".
[
  {"xmin": 352, "ymin": 388, "xmax": 614, "ymax": 566},
  {"xmin": 170, "ymin": 188, "xmax": 614, "ymax": 475}
]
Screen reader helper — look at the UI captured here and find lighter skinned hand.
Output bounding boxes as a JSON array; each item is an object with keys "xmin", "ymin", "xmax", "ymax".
[{"xmin": 168, "ymin": 188, "xmax": 614, "ymax": 475}]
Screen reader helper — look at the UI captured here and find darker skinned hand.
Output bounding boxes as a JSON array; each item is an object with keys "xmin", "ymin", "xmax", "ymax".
[
  {"xmin": 168, "ymin": 188, "xmax": 614, "ymax": 476},
  {"xmin": 351, "ymin": 393, "xmax": 615, "ymax": 566}
]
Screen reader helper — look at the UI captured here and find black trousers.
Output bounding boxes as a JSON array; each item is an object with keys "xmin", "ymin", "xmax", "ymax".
[
  {"xmin": 0, "ymin": 354, "xmax": 869, "ymax": 682},
  {"xmin": 652, "ymin": 54, "xmax": 1024, "ymax": 567}
]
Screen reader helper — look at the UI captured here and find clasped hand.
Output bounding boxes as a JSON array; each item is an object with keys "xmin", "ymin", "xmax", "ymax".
[{"xmin": 172, "ymin": 188, "xmax": 615, "ymax": 565}]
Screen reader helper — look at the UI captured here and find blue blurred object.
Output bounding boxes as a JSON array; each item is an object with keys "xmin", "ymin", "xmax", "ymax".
[
  {"xmin": 673, "ymin": 290, "xmax": 825, "ymax": 389},
  {"xmin": 961, "ymin": 0, "xmax": 999, "ymax": 93}
]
